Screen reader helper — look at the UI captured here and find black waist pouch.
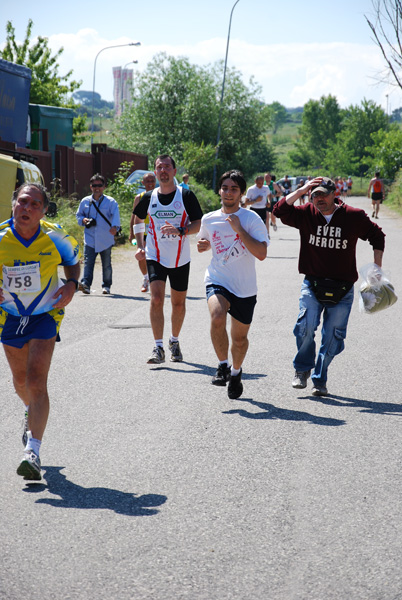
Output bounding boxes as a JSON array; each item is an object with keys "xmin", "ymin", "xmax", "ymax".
[{"xmin": 306, "ymin": 276, "xmax": 353, "ymax": 305}]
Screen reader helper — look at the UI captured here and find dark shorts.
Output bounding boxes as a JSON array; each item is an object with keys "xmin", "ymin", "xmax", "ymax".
[
  {"xmin": 0, "ymin": 309, "xmax": 63, "ymax": 349},
  {"xmin": 267, "ymin": 199, "xmax": 279, "ymax": 213},
  {"xmin": 146, "ymin": 260, "xmax": 190, "ymax": 292},
  {"xmin": 372, "ymin": 192, "xmax": 383, "ymax": 202},
  {"xmin": 206, "ymin": 284, "xmax": 257, "ymax": 325},
  {"xmin": 250, "ymin": 207, "xmax": 267, "ymax": 222}
]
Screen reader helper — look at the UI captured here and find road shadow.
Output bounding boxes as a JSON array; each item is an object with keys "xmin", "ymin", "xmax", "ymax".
[
  {"xmin": 150, "ymin": 362, "xmax": 268, "ymax": 382},
  {"xmin": 148, "ymin": 361, "xmax": 213, "ymax": 375},
  {"xmin": 78, "ymin": 292, "xmax": 149, "ymax": 301},
  {"xmin": 268, "ymin": 256, "xmax": 298, "ymax": 260},
  {"xmin": 23, "ymin": 466, "xmax": 167, "ymax": 516},
  {"xmin": 223, "ymin": 397, "xmax": 345, "ymax": 426},
  {"xmin": 307, "ymin": 393, "xmax": 402, "ymax": 416}
]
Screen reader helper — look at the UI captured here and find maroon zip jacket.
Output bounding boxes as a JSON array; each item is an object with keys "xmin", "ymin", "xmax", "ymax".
[{"xmin": 273, "ymin": 198, "xmax": 385, "ymax": 282}]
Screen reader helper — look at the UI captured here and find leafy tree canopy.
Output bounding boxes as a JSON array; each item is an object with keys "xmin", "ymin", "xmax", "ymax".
[
  {"xmin": 290, "ymin": 95, "xmax": 389, "ymax": 177},
  {"xmin": 1, "ymin": 19, "xmax": 82, "ymax": 106},
  {"xmin": 1, "ymin": 19, "xmax": 86, "ymax": 143},
  {"xmin": 265, "ymin": 101, "xmax": 288, "ymax": 133},
  {"xmin": 368, "ymin": 125, "xmax": 402, "ymax": 179},
  {"xmin": 289, "ymin": 95, "xmax": 342, "ymax": 170},
  {"xmin": 113, "ymin": 53, "xmax": 276, "ymax": 186}
]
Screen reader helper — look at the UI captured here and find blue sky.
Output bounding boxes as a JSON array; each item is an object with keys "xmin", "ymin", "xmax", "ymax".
[{"xmin": 2, "ymin": 0, "xmax": 401, "ymax": 111}]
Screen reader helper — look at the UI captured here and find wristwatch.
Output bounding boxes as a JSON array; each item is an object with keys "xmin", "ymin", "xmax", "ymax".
[
  {"xmin": 177, "ymin": 226, "xmax": 188, "ymax": 236},
  {"xmin": 66, "ymin": 278, "xmax": 79, "ymax": 290}
]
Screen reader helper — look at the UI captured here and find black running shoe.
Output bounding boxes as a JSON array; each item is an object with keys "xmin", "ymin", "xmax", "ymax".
[
  {"xmin": 212, "ymin": 363, "xmax": 231, "ymax": 386},
  {"xmin": 228, "ymin": 369, "xmax": 243, "ymax": 399}
]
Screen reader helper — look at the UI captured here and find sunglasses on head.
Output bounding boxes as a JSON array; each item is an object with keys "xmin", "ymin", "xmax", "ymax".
[{"xmin": 91, "ymin": 183, "xmax": 104, "ymax": 188}]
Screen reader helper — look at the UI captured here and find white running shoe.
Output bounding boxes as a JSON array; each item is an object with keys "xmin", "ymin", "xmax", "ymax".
[
  {"xmin": 17, "ymin": 449, "xmax": 42, "ymax": 481},
  {"xmin": 169, "ymin": 340, "xmax": 183, "ymax": 362},
  {"xmin": 147, "ymin": 347, "xmax": 165, "ymax": 364}
]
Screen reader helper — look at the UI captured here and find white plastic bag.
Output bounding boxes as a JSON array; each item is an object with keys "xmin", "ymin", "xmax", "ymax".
[{"xmin": 358, "ymin": 263, "xmax": 398, "ymax": 314}]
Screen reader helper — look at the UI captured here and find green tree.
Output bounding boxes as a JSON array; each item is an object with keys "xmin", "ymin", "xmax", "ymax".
[
  {"xmin": 266, "ymin": 101, "xmax": 288, "ymax": 133},
  {"xmin": 289, "ymin": 95, "xmax": 342, "ymax": 170},
  {"xmin": 182, "ymin": 141, "xmax": 216, "ymax": 187},
  {"xmin": 325, "ymin": 99, "xmax": 389, "ymax": 176},
  {"xmin": 113, "ymin": 53, "xmax": 275, "ymax": 185},
  {"xmin": 1, "ymin": 19, "xmax": 85, "ymax": 143},
  {"xmin": 1, "ymin": 19, "xmax": 81, "ymax": 105},
  {"xmin": 368, "ymin": 125, "xmax": 402, "ymax": 179},
  {"xmin": 324, "ymin": 134, "xmax": 359, "ymax": 176}
]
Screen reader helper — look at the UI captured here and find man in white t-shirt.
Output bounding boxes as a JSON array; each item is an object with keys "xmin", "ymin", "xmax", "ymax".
[
  {"xmin": 244, "ymin": 175, "xmax": 270, "ymax": 235},
  {"xmin": 197, "ymin": 170, "xmax": 269, "ymax": 399}
]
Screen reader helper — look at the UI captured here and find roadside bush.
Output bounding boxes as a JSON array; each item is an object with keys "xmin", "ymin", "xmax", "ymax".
[
  {"xmin": 190, "ymin": 181, "xmax": 220, "ymax": 213},
  {"xmin": 106, "ymin": 161, "xmax": 139, "ymax": 244},
  {"xmin": 385, "ymin": 169, "xmax": 402, "ymax": 215},
  {"xmin": 45, "ymin": 196, "xmax": 84, "ymax": 248}
]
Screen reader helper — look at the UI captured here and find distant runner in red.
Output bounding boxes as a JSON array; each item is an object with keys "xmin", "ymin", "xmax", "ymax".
[{"xmin": 367, "ymin": 171, "xmax": 384, "ymax": 219}]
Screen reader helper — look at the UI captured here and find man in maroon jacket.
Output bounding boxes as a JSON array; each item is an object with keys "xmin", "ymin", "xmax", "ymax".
[{"xmin": 273, "ymin": 176, "xmax": 385, "ymax": 396}]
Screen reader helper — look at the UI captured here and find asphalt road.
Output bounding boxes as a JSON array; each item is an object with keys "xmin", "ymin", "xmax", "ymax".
[{"xmin": 1, "ymin": 197, "xmax": 402, "ymax": 600}]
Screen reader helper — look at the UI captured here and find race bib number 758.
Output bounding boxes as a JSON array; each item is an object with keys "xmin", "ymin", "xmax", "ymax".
[{"xmin": 2, "ymin": 263, "xmax": 41, "ymax": 293}]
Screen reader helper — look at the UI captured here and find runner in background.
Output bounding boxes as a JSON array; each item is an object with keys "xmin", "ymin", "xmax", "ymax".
[
  {"xmin": 347, "ymin": 176, "xmax": 353, "ymax": 197},
  {"xmin": 265, "ymin": 173, "xmax": 282, "ymax": 231},
  {"xmin": 129, "ymin": 172, "xmax": 156, "ymax": 292},
  {"xmin": 244, "ymin": 176, "xmax": 270, "ymax": 236},
  {"xmin": 368, "ymin": 171, "xmax": 384, "ymax": 219}
]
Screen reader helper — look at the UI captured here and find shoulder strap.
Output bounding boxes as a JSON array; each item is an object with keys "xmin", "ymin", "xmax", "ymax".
[{"xmin": 91, "ymin": 199, "xmax": 112, "ymax": 227}]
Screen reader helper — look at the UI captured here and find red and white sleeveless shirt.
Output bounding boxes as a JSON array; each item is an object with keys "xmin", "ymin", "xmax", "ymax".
[{"xmin": 145, "ymin": 186, "xmax": 190, "ymax": 268}]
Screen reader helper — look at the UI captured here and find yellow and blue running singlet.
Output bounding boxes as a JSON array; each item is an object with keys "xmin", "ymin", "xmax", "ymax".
[
  {"xmin": 0, "ymin": 218, "xmax": 80, "ymax": 347},
  {"xmin": 0, "ymin": 218, "xmax": 79, "ymax": 317}
]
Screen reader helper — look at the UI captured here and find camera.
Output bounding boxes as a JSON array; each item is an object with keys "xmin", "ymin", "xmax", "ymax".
[{"xmin": 85, "ymin": 218, "xmax": 97, "ymax": 229}]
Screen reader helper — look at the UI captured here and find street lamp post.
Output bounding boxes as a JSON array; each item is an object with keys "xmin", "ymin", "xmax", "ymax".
[
  {"xmin": 91, "ymin": 42, "xmax": 141, "ymax": 145},
  {"xmin": 121, "ymin": 60, "xmax": 138, "ymax": 115},
  {"xmin": 212, "ymin": 0, "xmax": 241, "ymax": 191}
]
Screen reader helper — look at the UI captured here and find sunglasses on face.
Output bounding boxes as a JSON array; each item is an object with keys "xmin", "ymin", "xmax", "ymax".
[
  {"xmin": 311, "ymin": 192, "xmax": 330, "ymax": 199},
  {"xmin": 91, "ymin": 183, "xmax": 104, "ymax": 188}
]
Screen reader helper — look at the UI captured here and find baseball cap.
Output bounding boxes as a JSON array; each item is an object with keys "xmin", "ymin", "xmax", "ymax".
[{"xmin": 311, "ymin": 177, "xmax": 336, "ymax": 194}]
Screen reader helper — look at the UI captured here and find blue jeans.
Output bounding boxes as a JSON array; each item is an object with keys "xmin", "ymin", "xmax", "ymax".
[
  {"xmin": 293, "ymin": 279, "xmax": 354, "ymax": 386},
  {"xmin": 82, "ymin": 244, "xmax": 113, "ymax": 289}
]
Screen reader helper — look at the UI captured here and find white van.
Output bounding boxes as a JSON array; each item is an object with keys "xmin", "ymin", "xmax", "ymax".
[
  {"xmin": 0, "ymin": 153, "xmax": 44, "ymax": 222},
  {"xmin": 277, "ymin": 176, "xmax": 309, "ymax": 193}
]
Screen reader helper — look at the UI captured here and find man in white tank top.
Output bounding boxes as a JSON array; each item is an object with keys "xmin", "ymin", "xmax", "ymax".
[{"xmin": 134, "ymin": 154, "xmax": 203, "ymax": 364}]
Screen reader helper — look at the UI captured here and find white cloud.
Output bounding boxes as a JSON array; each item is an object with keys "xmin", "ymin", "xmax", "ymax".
[{"xmin": 39, "ymin": 32, "xmax": 402, "ymax": 109}]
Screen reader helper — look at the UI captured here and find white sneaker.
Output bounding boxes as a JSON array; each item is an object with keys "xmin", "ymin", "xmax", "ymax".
[
  {"xmin": 80, "ymin": 283, "xmax": 90, "ymax": 294},
  {"xmin": 141, "ymin": 276, "xmax": 149, "ymax": 293},
  {"xmin": 17, "ymin": 449, "xmax": 42, "ymax": 480},
  {"xmin": 102, "ymin": 287, "xmax": 110, "ymax": 294},
  {"xmin": 147, "ymin": 347, "xmax": 165, "ymax": 364},
  {"xmin": 169, "ymin": 339, "xmax": 183, "ymax": 362}
]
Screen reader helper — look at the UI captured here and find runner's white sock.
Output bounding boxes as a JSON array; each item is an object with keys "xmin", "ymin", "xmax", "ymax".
[
  {"xmin": 220, "ymin": 360, "xmax": 229, "ymax": 366},
  {"xmin": 26, "ymin": 436, "xmax": 41, "ymax": 457},
  {"xmin": 170, "ymin": 336, "xmax": 179, "ymax": 343},
  {"xmin": 155, "ymin": 339, "xmax": 164, "ymax": 348},
  {"xmin": 231, "ymin": 367, "xmax": 241, "ymax": 376}
]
